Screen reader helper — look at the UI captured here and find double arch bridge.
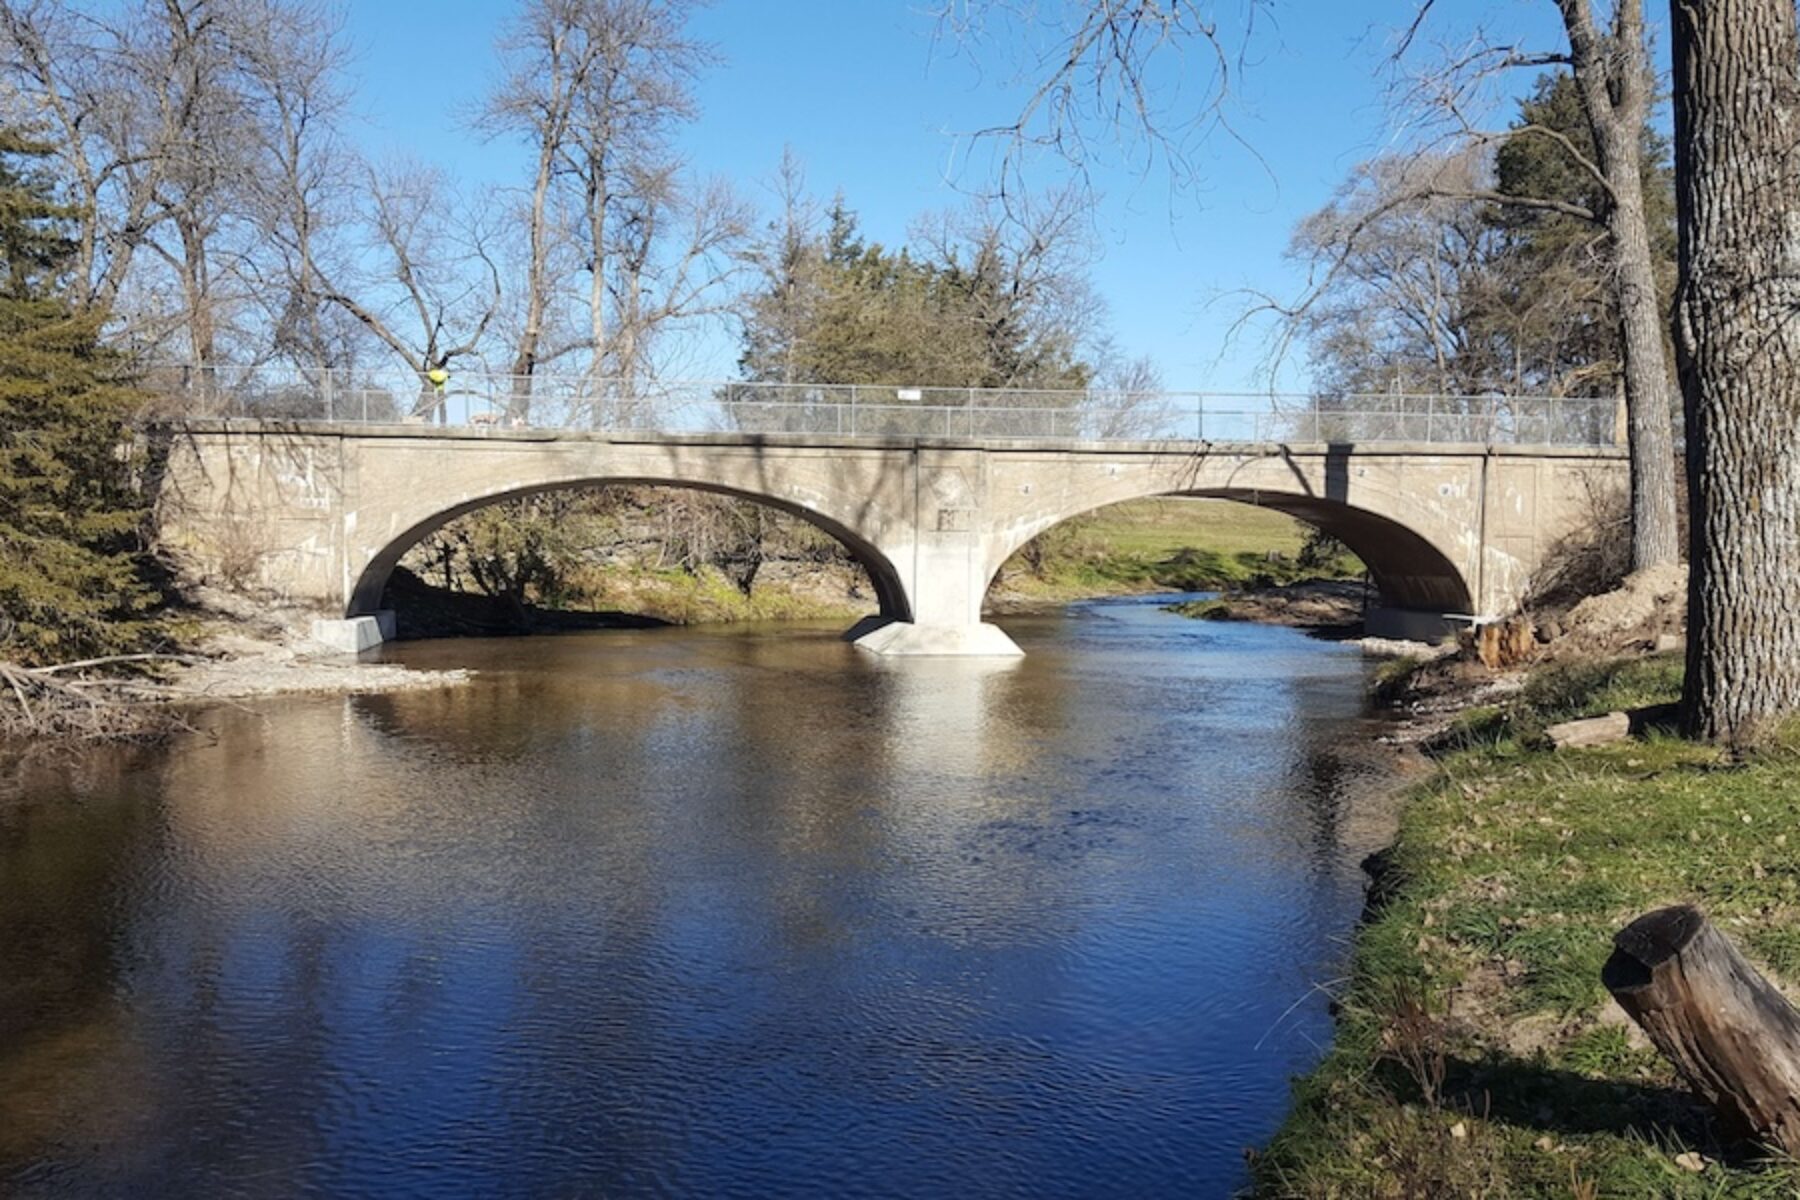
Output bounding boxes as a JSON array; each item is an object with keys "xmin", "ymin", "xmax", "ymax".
[{"xmin": 157, "ymin": 409, "xmax": 1627, "ymax": 656}]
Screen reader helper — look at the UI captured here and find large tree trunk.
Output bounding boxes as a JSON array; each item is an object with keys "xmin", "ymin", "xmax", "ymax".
[
  {"xmin": 510, "ymin": 137, "xmax": 559, "ymax": 423},
  {"xmin": 1560, "ymin": 0, "xmax": 1681, "ymax": 570},
  {"xmin": 1671, "ymin": 0, "xmax": 1800, "ymax": 742}
]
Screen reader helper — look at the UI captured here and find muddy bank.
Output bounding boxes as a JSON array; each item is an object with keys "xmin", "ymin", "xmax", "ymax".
[{"xmin": 1163, "ymin": 579, "xmax": 1374, "ymax": 632}]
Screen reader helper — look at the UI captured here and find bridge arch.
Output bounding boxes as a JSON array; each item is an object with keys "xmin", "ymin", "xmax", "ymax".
[
  {"xmin": 980, "ymin": 457, "xmax": 1481, "ymax": 622},
  {"xmin": 347, "ymin": 476, "xmax": 912, "ymax": 625}
]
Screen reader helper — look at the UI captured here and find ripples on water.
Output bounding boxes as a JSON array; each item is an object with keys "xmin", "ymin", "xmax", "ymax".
[{"xmin": 0, "ymin": 596, "xmax": 1387, "ymax": 1198}]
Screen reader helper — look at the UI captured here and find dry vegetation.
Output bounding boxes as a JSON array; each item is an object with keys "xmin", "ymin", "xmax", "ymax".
[{"xmin": 0, "ymin": 655, "xmax": 196, "ymax": 742}]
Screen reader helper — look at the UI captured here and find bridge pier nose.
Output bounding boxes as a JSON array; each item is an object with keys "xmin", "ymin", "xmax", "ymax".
[
  {"xmin": 311, "ymin": 610, "xmax": 397, "ymax": 654},
  {"xmin": 848, "ymin": 616, "xmax": 1023, "ymax": 657},
  {"xmin": 847, "ymin": 520, "xmax": 1024, "ymax": 657}
]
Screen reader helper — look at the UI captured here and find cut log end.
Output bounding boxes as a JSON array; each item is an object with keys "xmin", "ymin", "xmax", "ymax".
[
  {"xmin": 1603, "ymin": 905, "xmax": 1800, "ymax": 1155},
  {"xmin": 1608, "ymin": 905, "xmax": 1708, "ymax": 980}
]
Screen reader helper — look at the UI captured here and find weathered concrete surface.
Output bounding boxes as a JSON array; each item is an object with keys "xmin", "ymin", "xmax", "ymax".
[
  {"xmin": 154, "ymin": 422, "xmax": 1627, "ymax": 655},
  {"xmin": 310, "ymin": 611, "xmax": 396, "ymax": 654},
  {"xmin": 851, "ymin": 616, "xmax": 1025, "ymax": 657}
]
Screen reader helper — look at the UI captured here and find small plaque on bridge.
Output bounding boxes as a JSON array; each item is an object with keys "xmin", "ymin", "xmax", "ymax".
[{"xmin": 896, "ymin": 388, "xmax": 923, "ymax": 401}]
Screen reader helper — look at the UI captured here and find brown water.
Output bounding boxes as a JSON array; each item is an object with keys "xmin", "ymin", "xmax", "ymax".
[{"xmin": 0, "ymin": 596, "xmax": 1390, "ymax": 1198}]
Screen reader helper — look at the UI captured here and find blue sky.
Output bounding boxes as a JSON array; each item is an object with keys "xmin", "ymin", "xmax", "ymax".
[{"xmin": 336, "ymin": 1, "xmax": 1603, "ymax": 391}]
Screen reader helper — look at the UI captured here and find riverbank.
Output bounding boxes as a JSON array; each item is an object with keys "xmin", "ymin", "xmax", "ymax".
[
  {"xmin": 169, "ymin": 584, "xmax": 471, "ymax": 701},
  {"xmin": 1250, "ymin": 651, "xmax": 1800, "ymax": 1196},
  {"xmin": 1162, "ymin": 579, "xmax": 1372, "ymax": 632}
]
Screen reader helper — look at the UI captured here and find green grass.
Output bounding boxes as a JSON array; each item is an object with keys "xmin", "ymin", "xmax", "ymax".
[
  {"xmin": 568, "ymin": 563, "xmax": 864, "ymax": 625},
  {"xmin": 1082, "ymin": 498, "xmax": 1312, "ymax": 559},
  {"xmin": 1435, "ymin": 655, "xmax": 1687, "ymax": 754},
  {"xmin": 1252, "ymin": 656, "xmax": 1800, "ymax": 1198},
  {"xmin": 995, "ymin": 497, "xmax": 1363, "ymax": 602}
]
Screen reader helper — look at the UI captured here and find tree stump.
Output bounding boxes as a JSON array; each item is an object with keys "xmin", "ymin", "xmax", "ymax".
[
  {"xmin": 1603, "ymin": 905, "xmax": 1800, "ymax": 1153},
  {"xmin": 1467, "ymin": 618, "xmax": 1537, "ymax": 669}
]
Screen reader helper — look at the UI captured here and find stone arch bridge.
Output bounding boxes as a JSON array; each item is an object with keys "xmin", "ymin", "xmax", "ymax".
[{"xmin": 156, "ymin": 421, "xmax": 1627, "ymax": 655}]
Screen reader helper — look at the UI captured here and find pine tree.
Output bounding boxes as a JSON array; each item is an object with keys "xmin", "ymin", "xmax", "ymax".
[
  {"xmin": 738, "ymin": 198, "xmax": 1091, "ymax": 390},
  {"xmin": 0, "ymin": 129, "xmax": 155, "ymax": 665},
  {"xmin": 1487, "ymin": 72, "xmax": 1677, "ymax": 397}
]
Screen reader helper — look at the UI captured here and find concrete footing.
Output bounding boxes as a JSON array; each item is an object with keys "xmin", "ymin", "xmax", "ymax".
[
  {"xmin": 849, "ymin": 617, "xmax": 1025, "ymax": 658},
  {"xmin": 310, "ymin": 610, "xmax": 396, "ymax": 654}
]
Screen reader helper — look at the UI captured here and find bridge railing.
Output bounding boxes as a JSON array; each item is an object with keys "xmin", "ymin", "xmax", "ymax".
[{"xmin": 137, "ymin": 365, "xmax": 1620, "ymax": 447}]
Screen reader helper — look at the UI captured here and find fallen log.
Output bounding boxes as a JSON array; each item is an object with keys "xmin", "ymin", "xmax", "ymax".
[{"xmin": 1603, "ymin": 905, "xmax": 1800, "ymax": 1154}]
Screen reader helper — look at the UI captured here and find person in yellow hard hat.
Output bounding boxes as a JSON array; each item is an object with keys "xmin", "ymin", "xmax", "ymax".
[{"xmin": 425, "ymin": 367, "xmax": 450, "ymax": 424}]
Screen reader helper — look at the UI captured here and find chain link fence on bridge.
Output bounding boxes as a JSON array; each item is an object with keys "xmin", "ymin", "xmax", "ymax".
[{"xmin": 137, "ymin": 365, "xmax": 1620, "ymax": 448}]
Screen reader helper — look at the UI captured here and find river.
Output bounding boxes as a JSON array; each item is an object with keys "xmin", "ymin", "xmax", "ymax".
[{"xmin": 0, "ymin": 595, "xmax": 1394, "ymax": 1198}]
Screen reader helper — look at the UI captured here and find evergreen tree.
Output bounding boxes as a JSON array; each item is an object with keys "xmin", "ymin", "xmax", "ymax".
[
  {"xmin": 738, "ymin": 199, "xmax": 1090, "ymax": 390},
  {"xmin": 1485, "ymin": 72, "xmax": 1677, "ymax": 397},
  {"xmin": 0, "ymin": 128, "xmax": 155, "ymax": 665}
]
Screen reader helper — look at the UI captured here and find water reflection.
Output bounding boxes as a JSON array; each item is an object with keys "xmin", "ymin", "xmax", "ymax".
[{"xmin": 1, "ymin": 599, "xmax": 1386, "ymax": 1198}]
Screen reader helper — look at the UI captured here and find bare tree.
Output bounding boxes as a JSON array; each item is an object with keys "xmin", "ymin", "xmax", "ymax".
[
  {"xmin": 139, "ymin": 0, "xmax": 262, "ymax": 374},
  {"xmin": 604, "ymin": 167, "xmax": 749, "ymax": 386},
  {"xmin": 929, "ymin": 0, "xmax": 1267, "ymax": 206},
  {"xmin": 0, "ymin": 0, "xmax": 358, "ymax": 386},
  {"xmin": 483, "ymin": 0, "xmax": 721, "ymax": 419},
  {"xmin": 1388, "ymin": 0, "xmax": 1681, "ymax": 570},
  {"xmin": 0, "ymin": 1, "xmax": 161, "ymax": 313},
  {"xmin": 315, "ymin": 163, "xmax": 501, "ymax": 417},
  {"xmin": 1278, "ymin": 154, "xmax": 1505, "ymax": 398},
  {"xmin": 1088, "ymin": 336, "xmax": 1168, "ymax": 437},
  {"xmin": 483, "ymin": 0, "xmax": 601, "ymax": 401},
  {"xmin": 738, "ymin": 147, "xmax": 823, "ymax": 385},
  {"xmin": 234, "ymin": 0, "xmax": 357, "ymax": 375},
  {"xmin": 1670, "ymin": 0, "xmax": 1800, "ymax": 743},
  {"xmin": 556, "ymin": 0, "xmax": 709, "ymax": 388}
]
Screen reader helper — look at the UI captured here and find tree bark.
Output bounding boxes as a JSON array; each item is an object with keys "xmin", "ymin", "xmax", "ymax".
[
  {"xmin": 1604, "ymin": 905, "xmax": 1800, "ymax": 1153},
  {"xmin": 510, "ymin": 136, "xmax": 557, "ymax": 419},
  {"xmin": 1607, "ymin": 178, "xmax": 1682, "ymax": 570},
  {"xmin": 1671, "ymin": 0, "xmax": 1800, "ymax": 742}
]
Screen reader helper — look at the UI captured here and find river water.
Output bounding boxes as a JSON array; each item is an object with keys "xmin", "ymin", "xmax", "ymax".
[{"xmin": 0, "ymin": 595, "xmax": 1392, "ymax": 1199}]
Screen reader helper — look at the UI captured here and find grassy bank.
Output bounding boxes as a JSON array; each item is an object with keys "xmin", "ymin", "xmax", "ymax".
[
  {"xmin": 992, "ymin": 498, "xmax": 1360, "ymax": 606},
  {"xmin": 567, "ymin": 561, "xmax": 867, "ymax": 625},
  {"xmin": 1254, "ymin": 655, "xmax": 1800, "ymax": 1197}
]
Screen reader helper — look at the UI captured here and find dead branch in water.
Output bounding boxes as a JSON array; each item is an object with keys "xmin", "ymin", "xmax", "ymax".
[{"xmin": 0, "ymin": 657, "xmax": 198, "ymax": 742}]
